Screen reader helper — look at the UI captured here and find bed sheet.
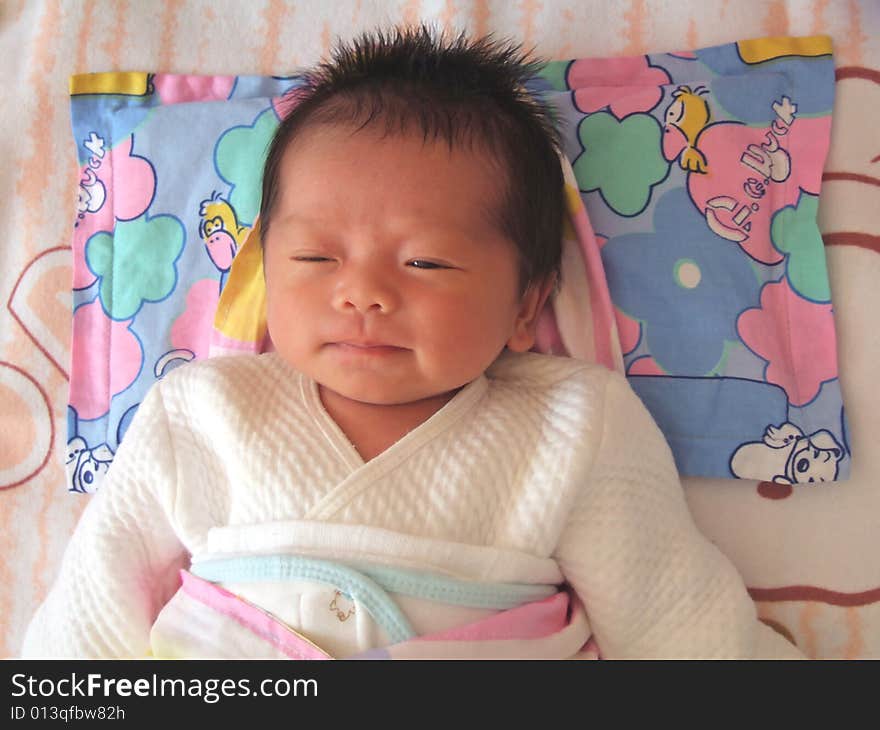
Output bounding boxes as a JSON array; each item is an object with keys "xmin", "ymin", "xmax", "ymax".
[{"xmin": 1, "ymin": 0, "xmax": 878, "ymax": 658}]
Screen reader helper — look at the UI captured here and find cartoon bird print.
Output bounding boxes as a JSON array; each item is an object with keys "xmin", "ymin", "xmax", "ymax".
[
  {"xmin": 662, "ymin": 85, "xmax": 712, "ymax": 174},
  {"xmin": 198, "ymin": 193, "xmax": 250, "ymax": 283}
]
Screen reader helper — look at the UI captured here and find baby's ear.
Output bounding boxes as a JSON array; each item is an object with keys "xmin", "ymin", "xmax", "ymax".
[{"xmin": 506, "ymin": 274, "xmax": 557, "ymax": 353}]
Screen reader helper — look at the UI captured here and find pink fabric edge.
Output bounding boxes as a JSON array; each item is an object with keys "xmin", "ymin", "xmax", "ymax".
[
  {"xmin": 569, "ymin": 205, "xmax": 620, "ymax": 372},
  {"xmin": 414, "ymin": 591, "xmax": 571, "ymax": 643},
  {"xmin": 179, "ymin": 570, "xmax": 331, "ymax": 660},
  {"xmin": 210, "ymin": 327, "xmax": 259, "ymax": 352}
]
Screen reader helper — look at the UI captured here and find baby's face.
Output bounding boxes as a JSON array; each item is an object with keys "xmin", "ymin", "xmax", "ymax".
[{"xmin": 263, "ymin": 123, "xmax": 550, "ymax": 406}]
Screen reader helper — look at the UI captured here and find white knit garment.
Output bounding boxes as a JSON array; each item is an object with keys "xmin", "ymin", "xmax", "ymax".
[{"xmin": 21, "ymin": 350, "xmax": 802, "ymax": 658}]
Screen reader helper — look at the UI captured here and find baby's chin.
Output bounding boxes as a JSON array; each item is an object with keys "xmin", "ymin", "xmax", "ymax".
[
  {"xmin": 316, "ymin": 373, "xmax": 467, "ymax": 409},
  {"xmin": 320, "ymin": 381, "xmax": 448, "ymax": 407},
  {"xmin": 277, "ymin": 349, "xmax": 478, "ymax": 406}
]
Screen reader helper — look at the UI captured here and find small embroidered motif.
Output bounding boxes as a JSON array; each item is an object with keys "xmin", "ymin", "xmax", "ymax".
[{"xmin": 329, "ymin": 590, "xmax": 355, "ymax": 622}]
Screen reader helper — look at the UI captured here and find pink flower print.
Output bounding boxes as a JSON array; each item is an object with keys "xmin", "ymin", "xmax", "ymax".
[
  {"xmin": 171, "ymin": 278, "xmax": 221, "ymax": 361},
  {"xmin": 153, "ymin": 74, "xmax": 235, "ymax": 104},
  {"xmin": 569, "ymin": 56, "xmax": 671, "ymax": 119},
  {"xmin": 69, "ymin": 300, "xmax": 143, "ymax": 420},
  {"xmin": 737, "ymin": 280, "xmax": 838, "ymax": 406}
]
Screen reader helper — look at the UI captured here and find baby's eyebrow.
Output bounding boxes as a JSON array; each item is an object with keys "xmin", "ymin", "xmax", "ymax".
[
  {"xmin": 272, "ymin": 211, "xmax": 482, "ymax": 242},
  {"xmin": 271, "ymin": 213, "xmax": 325, "ymax": 229}
]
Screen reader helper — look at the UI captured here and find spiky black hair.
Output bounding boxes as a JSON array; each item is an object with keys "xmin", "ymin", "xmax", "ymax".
[{"xmin": 260, "ymin": 24, "xmax": 565, "ymax": 292}]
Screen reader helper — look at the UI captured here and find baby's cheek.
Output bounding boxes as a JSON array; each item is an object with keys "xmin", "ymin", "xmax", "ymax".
[{"xmin": 425, "ymin": 301, "xmax": 511, "ymax": 362}]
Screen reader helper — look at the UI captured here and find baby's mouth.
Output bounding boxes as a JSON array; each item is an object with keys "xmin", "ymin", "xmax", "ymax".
[{"xmin": 330, "ymin": 341, "xmax": 407, "ymax": 356}]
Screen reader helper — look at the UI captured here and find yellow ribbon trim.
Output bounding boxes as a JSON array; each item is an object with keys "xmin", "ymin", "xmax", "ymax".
[
  {"xmin": 213, "ymin": 218, "xmax": 268, "ymax": 344},
  {"xmin": 737, "ymin": 35, "xmax": 832, "ymax": 64},
  {"xmin": 69, "ymin": 72, "xmax": 151, "ymax": 96}
]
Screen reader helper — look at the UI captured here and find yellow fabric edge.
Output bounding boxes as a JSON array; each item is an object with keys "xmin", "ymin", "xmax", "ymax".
[
  {"xmin": 70, "ymin": 72, "xmax": 151, "ymax": 96},
  {"xmin": 737, "ymin": 35, "xmax": 832, "ymax": 64},
  {"xmin": 213, "ymin": 218, "xmax": 267, "ymax": 343}
]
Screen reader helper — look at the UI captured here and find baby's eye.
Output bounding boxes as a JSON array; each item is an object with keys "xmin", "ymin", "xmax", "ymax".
[
  {"xmin": 292, "ymin": 256, "xmax": 333, "ymax": 263},
  {"xmin": 407, "ymin": 260, "xmax": 447, "ymax": 269}
]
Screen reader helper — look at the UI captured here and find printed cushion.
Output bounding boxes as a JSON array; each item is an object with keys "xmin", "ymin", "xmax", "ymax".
[{"xmin": 65, "ymin": 34, "xmax": 846, "ymax": 492}]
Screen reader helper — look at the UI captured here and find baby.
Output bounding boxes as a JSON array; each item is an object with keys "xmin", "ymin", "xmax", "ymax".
[{"xmin": 23, "ymin": 26, "xmax": 802, "ymax": 659}]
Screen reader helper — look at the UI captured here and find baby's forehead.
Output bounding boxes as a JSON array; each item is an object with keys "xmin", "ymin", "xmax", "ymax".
[
  {"xmin": 271, "ymin": 123, "xmax": 509, "ymax": 234},
  {"xmin": 277, "ymin": 121, "xmax": 500, "ymax": 169}
]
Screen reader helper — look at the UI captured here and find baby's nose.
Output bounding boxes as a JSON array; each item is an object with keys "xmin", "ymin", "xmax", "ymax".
[{"xmin": 332, "ymin": 266, "xmax": 398, "ymax": 314}]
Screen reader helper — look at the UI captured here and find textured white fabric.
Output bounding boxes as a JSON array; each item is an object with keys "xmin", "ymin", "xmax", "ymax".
[{"xmin": 21, "ymin": 350, "xmax": 802, "ymax": 658}]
